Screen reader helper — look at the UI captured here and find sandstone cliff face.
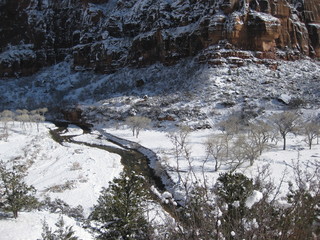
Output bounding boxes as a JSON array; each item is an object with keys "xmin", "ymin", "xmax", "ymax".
[{"xmin": 0, "ymin": 0, "xmax": 319, "ymax": 77}]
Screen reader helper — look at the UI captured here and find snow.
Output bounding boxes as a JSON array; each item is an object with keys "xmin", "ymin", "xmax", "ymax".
[
  {"xmin": 308, "ymin": 23, "xmax": 320, "ymax": 29},
  {"xmin": 0, "ymin": 211, "xmax": 94, "ymax": 240},
  {"xmin": 60, "ymin": 124, "xmax": 84, "ymax": 136},
  {"xmin": 0, "ymin": 44, "xmax": 36, "ymax": 64},
  {"xmin": 0, "ymin": 0, "xmax": 319, "ymax": 237},
  {"xmin": 0, "ymin": 122, "xmax": 123, "ymax": 239},
  {"xmin": 245, "ymin": 190, "xmax": 263, "ymax": 208},
  {"xmin": 249, "ymin": 11, "xmax": 280, "ymax": 24},
  {"xmin": 105, "ymin": 121, "xmax": 320, "ymax": 200},
  {"xmin": 278, "ymin": 94, "xmax": 292, "ymax": 104},
  {"xmin": 0, "ymin": 49, "xmax": 319, "ymax": 238}
]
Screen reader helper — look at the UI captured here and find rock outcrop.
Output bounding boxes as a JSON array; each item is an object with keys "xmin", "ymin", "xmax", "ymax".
[{"xmin": 0, "ymin": 0, "xmax": 319, "ymax": 77}]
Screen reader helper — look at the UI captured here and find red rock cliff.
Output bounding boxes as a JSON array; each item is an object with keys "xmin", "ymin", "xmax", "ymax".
[{"xmin": 0, "ymin": 0, "xmax": 319, "ymax": 77}]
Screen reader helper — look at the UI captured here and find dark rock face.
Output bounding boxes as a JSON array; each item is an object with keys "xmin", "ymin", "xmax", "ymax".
[
  {"xmin": 0, "ymin": 0, "xmax": 84, "ymax": 77},
  {"xmin": 0, "ymin": 0, "xmax": 319, "ymax": 77}
]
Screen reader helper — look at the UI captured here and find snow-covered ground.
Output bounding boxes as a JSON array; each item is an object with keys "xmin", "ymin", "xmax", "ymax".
[
  {"xmin": 105, "ymin": 122, "xmax": 320, "ymax": 199},
  {"xmin": 0, "ymin": 122, "xmax": 122, "ymax": 239},
  {"xmin": 0, "ymin": 58, "xmax": 320, "ymax": 238},
  {"xmin": 0, "ymin": 110, "xmax": 319, "ymax": 238},
  {"xmin": 1, "ymin": 59, "xmax": 320, "ymax": 124},
  {"xmin": 0, "ymin": 211, "xmax": 94, "ymax": 240}
]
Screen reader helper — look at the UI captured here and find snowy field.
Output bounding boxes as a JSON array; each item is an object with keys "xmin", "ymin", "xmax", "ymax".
[
  {"xmin": 0, "ymin": 211, "xmax": 94, "ymax": 240},
  {"xmin": 0, "ymin": 122, "xmax": 122, "ymax": 239},
  {"xmin": 0, "ymin": 58, "xmax": 319, "ymax": 239},
  {"xmin": 105, "ymin": 121, "xmax": 320, "ymax": 199},
  {"xmin": 0, "ymin": 114, "xmax": 320, "ymax": 238}
]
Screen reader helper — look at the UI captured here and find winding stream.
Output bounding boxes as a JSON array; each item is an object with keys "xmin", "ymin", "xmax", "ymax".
[{"xmin": 49, "ymin": 122, "xmax": 177, "ymax": 212}]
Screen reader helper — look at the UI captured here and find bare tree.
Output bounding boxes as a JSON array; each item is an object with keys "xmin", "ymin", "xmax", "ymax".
[
  {"xmin": 302, "ymin": 119, "xmax": 320, "ymax": 149},
  {"xmin": 218, "ymin": 114, "xmax": 242, "ymax": 157},
  {"xmin": 270, "ymin": 111, "xmax": 300, "ymax": 150},
  {"xmin": 125, "ymin": 116, "xmax": 151, "ymax": 138},
  {"xmin": 15, "ymin": 109, "xmax": 29, "ymax": 116},
  {"xmin": 219, "ymin": 114, "xmax": 242, "ymax": 135},
  {"xmin": 204, "ymin": 134, "xmax": 227, "ymax": 171},
  {"xmin": 167, "ymin": 125, "xmax": 192, "ymax": 186},
  {"xmin": 237, "ymin": 134, "xmax": 261, "ymax": 166},
  {"xmin": 38, "ymin": 107, "xmax": 48, "ymax": 116},
  {"xmin": 30, "ymin": 113, "xmax": 45, "ymax": 132},
  {"xmin": 0, "ymin": 110, "xmax": 14, "ymax": 141},
  {"xmin": 226, "ymin": 135, "xmax": 259, "ymax": 171},
  {"xmin": 247, "ymin": 120, "xmax": 272, "ymax": 155},
  {"xmin": 1, "ymin": 110, "xmax": 14, "ymax": 121},
  {"xmin": 15, "ymin": 113, "xmax": 30, "ymax": 130}
]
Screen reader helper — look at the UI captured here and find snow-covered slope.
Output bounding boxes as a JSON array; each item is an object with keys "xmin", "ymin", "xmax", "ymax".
[
  {"xmin": 1, "ymin": 59, "xmax": 320, "ymax": 127},
  {"xmin": 0, "ymin": 123, "xmax": 123, "ymax": 239},
  {"xmin": 0, "ymin": 211, "xmax": 94, "ymax": 240},
  {"xmin": 0, "ymin": 123, "xmax": 122, "ymax": 216}
]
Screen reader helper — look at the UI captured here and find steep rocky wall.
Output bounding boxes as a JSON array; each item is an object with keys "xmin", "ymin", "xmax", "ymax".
[
  {"xmin": 0, "ymin": 0, "xmax": 319, "ymax": 77},
  {"xmin": 0, "ymin": 0, "xmax": 85, "ymax": 77}
]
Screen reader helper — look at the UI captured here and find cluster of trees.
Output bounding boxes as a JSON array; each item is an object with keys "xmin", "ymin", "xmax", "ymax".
[
  {"xmin": 125, "ymin": 116, "xmax": 151, "ymax": 138},
  {"xmin": 0, "ymin": 108, "xmax": 48, "ymax": 140},
  {"xmin": 204, "ymin": 111, "xmax": 320, "ymax": 172},
  {"xmin": 1, "ymin": 109, "xmax": 319, "ymax": 239},
  {"xmin": 89, "ymin": 111, "xmax": 320, "ymax": 239},
  {"xmin": 1, "ymin": 156, "xmax": 319, "ymax": 239},
  {"xmin": 88, "ymin": 165, "xmax": 320, "ymax": 239},
  {"xmin": 164, "ymin": 166, "xmax": 320, "ymax": 240},
  {"xmin": 123, "ymin": 111, "xmax": 319, "ymax": 176}
]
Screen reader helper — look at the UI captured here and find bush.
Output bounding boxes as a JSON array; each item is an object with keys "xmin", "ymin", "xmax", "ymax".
[
  {"xmin": 214, "ymin": 172, "xmax": 254, "ymax": 239},
  {"xmin": 41, "ymin": 215, "xmax": 79, "ymax": 240},
  {"xmin": 41, "ymin": 197, "xmax": 84, "ymax": 221}
]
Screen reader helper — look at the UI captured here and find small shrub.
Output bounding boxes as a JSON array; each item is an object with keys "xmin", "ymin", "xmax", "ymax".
[
  {"xmin": 288, "ymin": 97, "xmax": 306, "ymax": 109},
  {"xmin": 45, "ymin": 180, "xmax": 76, "ymax": 193},
  {"xmin": 69, "ymin": 162, "xmax": 82, "ymax": 171},
  {"xmin": 41, "ymin": 197, "xmax": 84, "ymax": 220},
  {"xmin": 41, "ymin": 216, "xmax": 79, "ymax": 240}
]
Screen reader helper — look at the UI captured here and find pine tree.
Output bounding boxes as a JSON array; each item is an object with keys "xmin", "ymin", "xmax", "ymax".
[
  {"xmin": 40, "ymin": 216, "xmax": 79, "ymax": 240},
  {"xmin": 0, "ymin": 159, "xmax": 38, "ymax": 218},
  {"xmin": 90, "ymin": 171, "xmax": 151, "ymax": 240},
  {"xmin": 214, "ymin": 172, "xmax": 254, "ymax": 239}
]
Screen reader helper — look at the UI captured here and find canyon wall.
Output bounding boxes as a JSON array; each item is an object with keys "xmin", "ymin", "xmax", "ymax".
[{"xmin": 0, "ymin": 0, "xmax": 319, "ymax": 77}]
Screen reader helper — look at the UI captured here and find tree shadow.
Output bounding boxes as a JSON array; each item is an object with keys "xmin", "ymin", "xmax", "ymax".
[{"xmin": 0, "ymin": 211, "xmax": 13, "ymax": 220}]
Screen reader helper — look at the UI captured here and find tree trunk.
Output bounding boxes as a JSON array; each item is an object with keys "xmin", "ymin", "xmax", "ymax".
[
  {"xmin": 13, "ymin": 210, "xmax": 18, "ymax": 219},
  {"xmin": 215, "ymin": 159, "xmax": 218, "ymax": 172},
  {"xmin": 283, "ymin": 136, "xmax": 286, "ymax": 150}
]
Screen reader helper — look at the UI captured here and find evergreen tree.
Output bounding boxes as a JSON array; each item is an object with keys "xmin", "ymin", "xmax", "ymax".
[
  {"xmin": 90, "ymin": 171, "xmax": 151, "ymax": 240},
  {"xmin": 0, "ymin": 159, "xmax": 38, "ymax": 218},
  {"xmin": 214, "ymin": 172, "xmax": 254, "ymax": 239},
  {"xmin": 40, "ymin": 216, "xmax": 79, "ymax": 240}
]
